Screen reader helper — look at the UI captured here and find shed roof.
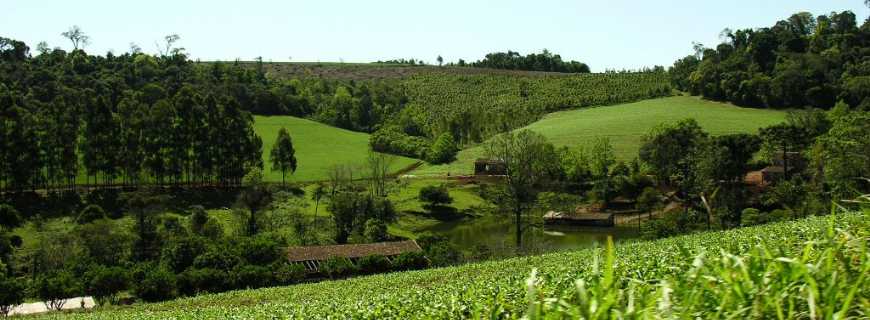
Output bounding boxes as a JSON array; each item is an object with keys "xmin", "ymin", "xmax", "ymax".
[{"xmin": 286, "ymin": 240, "xmax": 422, "ymax": 262}]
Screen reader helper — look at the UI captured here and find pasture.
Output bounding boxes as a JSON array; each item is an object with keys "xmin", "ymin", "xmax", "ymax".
[{"xmin": 414, "ymin": 96, "xmax": 788, "ymax": 176}]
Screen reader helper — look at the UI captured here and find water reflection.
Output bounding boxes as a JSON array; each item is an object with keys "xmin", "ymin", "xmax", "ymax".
[{"xmin": 423, "ymin": 215, "xmax": 639, "ymax": 252}]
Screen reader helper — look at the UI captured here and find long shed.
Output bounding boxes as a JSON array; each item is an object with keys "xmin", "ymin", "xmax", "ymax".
[{"xmin": 286, "ymin": 240, "xmax": 423, "ymax": 272}]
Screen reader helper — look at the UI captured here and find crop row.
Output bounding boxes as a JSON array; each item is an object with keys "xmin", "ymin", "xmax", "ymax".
[{"xmin": 42, "ymin": 211, "xmax": 868, "ymax": 319}]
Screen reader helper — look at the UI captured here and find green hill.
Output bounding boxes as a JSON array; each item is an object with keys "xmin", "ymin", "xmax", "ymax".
[
  {"xmin": 41, "ymin": 212, "xmax": 868, "ymax": 319},
  {"xmin": 414, "ymin": 96, "xmax": 788, "ymax": 176},
  {"xmin": 254, "ymin": 115, "xmax": 418, "ymax": 182}
]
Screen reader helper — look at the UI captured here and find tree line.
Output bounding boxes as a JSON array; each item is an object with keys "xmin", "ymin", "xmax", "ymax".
[
  {"xmin": 470, "ymin": 49, "xmax": 591, "ymax": 73},
  {"xmin": 669, "ymin": 10, "xmax": 870, "ymax": 110}
]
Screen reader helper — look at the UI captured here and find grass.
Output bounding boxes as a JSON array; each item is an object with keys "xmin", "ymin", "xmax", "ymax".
[
  {"xmin": 414, "ymin": 96, "xmax": 788, "ymax": 176},
  {"xmin": 253, "ymin": 115, "xmax": 418, "ymax": 182},
  {"xmin": 36, "ymin": 211, "xmax": 868, "ymax": 319}
]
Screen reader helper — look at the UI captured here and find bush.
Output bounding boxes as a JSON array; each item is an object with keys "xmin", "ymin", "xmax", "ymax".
[
  {"xmin": 133, "ymin": 266, "xmax": 177, "ymax": 302},
  {"xmin": 76, "ymin": 204, "xmax": 107, "ymax": 224},
  {"xmin": 419, "ymin": 235, "xmax": 461, "ymax": 267},
  {"xmin": 0, "ymin": 276, "xmax": 25, "ymax": 317},
  {"xmin": 768, "ymin": 209, "xmax": 792, "ymax": 223},
  {"xmin": 232, "ymin": 264, "xmax": 273, "ymax": 289},
  {"xmin": 272, "ymin": 262, "xmax": 306, "ymax": 285},
  {"xmin": 426, "ymin": 133, "xmax": 459, "ymax": 164},
  {"xmin": 36, "ymin": 270, "xmax": 82, "ymax": 310},
  {"xmin": 740, "ymin": 208, "xmax": 763, "ymax": 226},
  {"xmin": 0, "ymin": 204, "xmax": 22, "ymax": 229},
  {"xmin": 177, "ymin": 268, "xmax": 229, "ymax": 296},
  {"xmin": 85, "ymin": 265, "xmax": 130, "ymax": 306},
  {"xmin": 238, "ymin": 235, "xmax": 282, "ymax": 266},
  {"xmin": 357, "ymin": 255, "xmax": 391, "ymax": 274},
  {"xmin": 363, "ymin": 219, "xmax": 388, "ymax": 242},
  {"xmin": 161, "ymin": 236, "xmax": 207, "ymax": 273},
  {"xmin": 370, "ymin": 126, "xmax": 431, "ymax": 159},
  {"xmin": 419, "ymin": 185, "xmax": 453, "ymax": 207},
  {"xmin": 320, "ymin": 257, "xmax": 358, "ymax": 279},
  {"xmin": 635, "ymin": 187, "xmax": 661, "ymax": 212},
  {"xmin": 392, "ymin": 252, "xmax": 429, "ymax": 271},
  {"xmin": 193, "ymin": 246, "xmax": 242, "ymax": 271}
]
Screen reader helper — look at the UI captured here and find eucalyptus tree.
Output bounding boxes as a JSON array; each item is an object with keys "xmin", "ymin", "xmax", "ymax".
[{"xmin": 269, "ymin": 127, "xmax": 297, "ymax": 186}]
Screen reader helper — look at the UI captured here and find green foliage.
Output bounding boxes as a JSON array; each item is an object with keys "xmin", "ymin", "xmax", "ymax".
[
  {"xmin": 0, "ymin": 204, "xmax": 22, "ymax": 229},
  {"xmin": 471, "ymin": 50, "xmax": 591, "ymax": 73},
  {"xmin": 76, "ymin": 204, "xmax": 106, "ymax": 224},
  {"xmin": 177, "ymin": 268, "xmax": 229, "ymax": 296},
  {"xmin": 160, "ymin": 236, "xmax": 207, "ymax": 273},
  {"xmin": 425, "ymin": 133, "xmax": 458, "ymax": 164},
  {"xmin": 133, "ymin": 265, "xmax": 177, "ymax": 302},
  {"xmin": 672, "ymin": 10, "xmax": 869, "ymax": 110},
  {"xmin": 635, "ymin": 187, "xmax": 661, "ymax": 212},
  {"xmin": 392, "ymin": 251, "xmax": 429, "ymax": 271},
  {"xmin": 418, "ymin": 185, "xmax": 453, "ymax": 207},
  {"xmin": 363, "ymin": 218, "xmax": 388, "ymax": 242},
  {"xmin": 238, "ymin": 235, "xmax": 282, "ymax": 266},
  {"xmin": 0, "ymin": 276, "xmax": 25, "ymax": 317},
  {"xmin": 24, "ymin": 213, "xmax": 870, "ymax": 319},
  {"xmin": 271, "ymin": 262, "xmax": 306, "ymax": 285},
  {"xmin": 639, "ymin": 118, "xmax": 709, "ymax": 193},
  {"xmin": 320, "ymin": 257, "xmax": 358, "ymax": 279},
  {"xmin": 357, "ymin": 255, "xmax": 391, "ymax": 274},
  {"xmin": 232, "ymin": 264, "xmax": 273, "ymax": 289},
  {"xmin": 36, "ymin": 270, "xmax": 82, "ymax": 310},
  {"xmin": 812, "ymin": 111, "xmax": 870, "ymax": 199},
  {"xmin": 85, "ymin": 265, "xmax": 130, "ymax": 306},
  {"xmin": 740, "ymin": 208, "xmax": 763, "ymax": 226},
  {"xmin": 269, "ymin": 127, "xmax": 297, "ymax": 185},
  {"xmin": 75, "ymin": 218, "xmax": 132, "ymax": 266}
]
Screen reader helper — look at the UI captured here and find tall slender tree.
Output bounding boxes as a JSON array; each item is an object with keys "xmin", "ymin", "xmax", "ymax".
[{"xmin": 269, "ymin": 127, "xmax": 297, "ymax": 186}]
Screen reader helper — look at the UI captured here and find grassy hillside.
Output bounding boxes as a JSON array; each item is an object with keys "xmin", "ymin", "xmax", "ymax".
[
  {"xmin": 254, "ymin": 115, "xmax": 418, "ymax": 182},
  {"xmin": 41, "ymin": 211, "xmax": 868, "ymax": 319},
  {"xmin": 414, "ymin": 96, "xmax": 788, "ymax": 176}
]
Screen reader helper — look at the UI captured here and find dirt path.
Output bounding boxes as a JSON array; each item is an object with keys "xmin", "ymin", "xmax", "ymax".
[
  {"xmin": 615, "ymin": 202, "xmax": 680, "ymax": 225},
  {"xmin": 9, "ymin": 297, "xmax": 95, "ymax": 316}
]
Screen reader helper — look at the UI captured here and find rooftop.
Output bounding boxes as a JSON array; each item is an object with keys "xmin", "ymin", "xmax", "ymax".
[{"xmin": 286, "ymin": 240, "xmax": 422, "ymax": 262}]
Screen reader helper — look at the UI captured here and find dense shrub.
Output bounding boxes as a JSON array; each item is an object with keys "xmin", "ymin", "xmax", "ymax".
[
  {"xmin": 426, "ymin": 133, "xmax": 459, "ymax": 164},
  {"xmin": 363, "ymin": 219, "xmax": 388, "ymax": 242},
  {"xmin": 0, "ymin": 204, "xmax": 22, "ymax": 229},
  {"xmin": 161, "ymin": 236, "xmax": 208, "ymax": 273},
  {"xmin": 418, "ymin": 234, "xmax": 461, "ymax": 267},
  {"xmin": 232, "ymin": 264, "xmax": 273, "ymax": 289},
  {"xmin": 35, "ymin": 270, "xmax": 82, "ymax": 310},
  {"xmin": 0, "ymin": 276, "xmax": 25, "ymax": 317},
  {"xmin": 272, "ymin": 262, "xmax": 306, "ymax": 285},
  {"xmin": 177, "ymin": 268, "xmax": 230, "ymax": 296},
  {"xmin": 238, "ymin": 235, "xmax": 282, "ymax": 266},
  {"xmin": 85, "ymin": 265, "xmax": 130, "ymax": 306},
  {"xmin": 370, "ymin": 126, "xmax": 430, "ymax": 159},
  {"xmin": 320, "ymin": 257, "xmax": 358, "ymax": 279},
  {"xmin": 740, "ymin": 208, "xmax": 763, "ymax": 226},
  {"xmin": 392, "ymin": 252, "xmax": 429, "ymax": 271},
  {"xmin": 357, "ymin": 255, "xmax": 392, "ymax": 274},
  {"xmin": 193, "ymin": 246, "xmax": 242, "ymax": 271},
  {"xmin": 418, "ymin": 185, "xmax": 453, "ymax": 208},
  {"xmin": 133, "ymin": 266, "xmax": 177, "ymax": 302},
  {"xmin": 76, "ymin": 204, "xmax": 106, "ymax": 224}
]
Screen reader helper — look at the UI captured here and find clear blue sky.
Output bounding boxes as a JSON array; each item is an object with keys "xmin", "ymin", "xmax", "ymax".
[{"xmin": 3, "ymin": 0, "xmax": 867, "ymax": 71}]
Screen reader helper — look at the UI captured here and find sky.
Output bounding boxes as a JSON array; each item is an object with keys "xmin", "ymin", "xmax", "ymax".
[{"xmin": 2, "ymin": 0, "xmax": 868, "ymax": 72}]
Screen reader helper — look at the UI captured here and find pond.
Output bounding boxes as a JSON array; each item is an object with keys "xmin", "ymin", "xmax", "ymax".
[{"xmin": 422, "ymin": 215, "xmax": 639, "ymax": 253}]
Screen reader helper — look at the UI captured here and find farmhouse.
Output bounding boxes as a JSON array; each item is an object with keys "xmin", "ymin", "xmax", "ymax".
[
  {"xmin": 474, "ymin": 158, "xmax": 507, "ymax": 176},
  {"xmin": 287, "ymin": 240, "xmax": 423, "ymax": 272}
]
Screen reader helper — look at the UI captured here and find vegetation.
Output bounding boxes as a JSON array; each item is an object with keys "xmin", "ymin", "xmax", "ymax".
[
  {"xmin": 469, "ymin": 49, "xmax": 591, "ymax": 73},
  {"xmin": 670, "ymin": 10, "xmax": 870, "ymax": 110},
  {"xmin": 30, "ymin": 212, "xmax": 868, "ymax": 319},
  {"xmin": 415, "ymin": 96, "xmax": 787, "ymax": 176}
]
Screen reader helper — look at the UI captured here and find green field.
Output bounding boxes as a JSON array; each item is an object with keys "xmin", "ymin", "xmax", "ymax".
[
  {"xmin": 414, "ymin": 96, "xmax": 788, "ymax": 176},
  {"xmin": 254, "ymin": 115, "xmax": 419, "ymax": 182},
  {"xmin": 38, "ymin": 211, "xmax": 868, "ymax": 319}
]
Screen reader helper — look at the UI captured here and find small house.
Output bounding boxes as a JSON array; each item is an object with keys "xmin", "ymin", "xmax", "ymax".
[
  {"xmin": 474, "ymin": 159, "xmax": 507, "ymax": 176},
  {"xmin": 286, "ymin": 240, "xmax": 423, "ymax": 272}
]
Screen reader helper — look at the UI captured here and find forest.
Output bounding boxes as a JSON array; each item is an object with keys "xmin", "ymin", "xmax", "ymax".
[
  {"xmin": 669, "ymin": 10, "xmax": 870, "ymax": 110},
  {"xmin": 0, "ymin": 6, "xmax": 868, "ymax": 317}
]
